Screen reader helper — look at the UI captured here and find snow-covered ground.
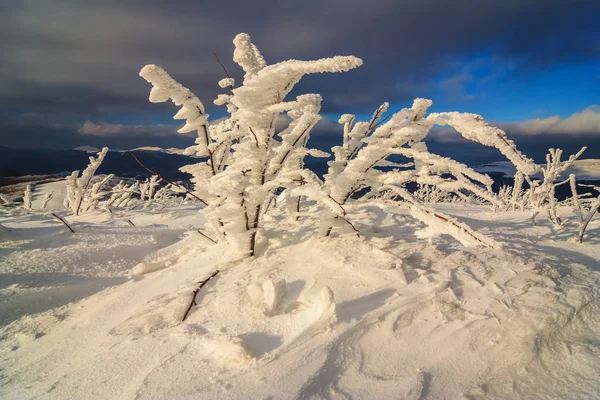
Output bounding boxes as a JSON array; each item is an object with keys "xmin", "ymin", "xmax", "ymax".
[
  {"xmin": 1, "ymin": 182, "xmax": 600, "ymax": 399},
  {"xmin": 475, "ymin": 158, "xmax": 600, "ymax": 180}
]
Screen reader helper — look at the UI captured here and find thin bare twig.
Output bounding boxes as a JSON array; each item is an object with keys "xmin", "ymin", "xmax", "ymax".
[
  {"xmin": 197, "ymin": 229, "xmax": 217, "ymax": 244},
  {"xmin": 128, "ymin": 151, "xmax": 208, "ymax": 206},
  {"xmin": 248, "ymin": 126, "xmax": 260, "ymax": 148},
  {"xmin": 127, "ymin": 219, "xmax": 136, "ymax": 227},
  {"xmin": 182, "ymin": 270, "xmax": 220, "ymax": 322},
  {"xmin": 51, "ymin": 213, "xmax": 75, "ymax": 233},
  {"xmin": 324, "ymin": 215, "xmax": 360, "ymax": 238},
  {"xmin": 213, "ymin": 52, "xmax": 233, "ymax": 84},
  {"xmin": 370, "ymin": 113, "xmax": 392, "ymax": 130}
]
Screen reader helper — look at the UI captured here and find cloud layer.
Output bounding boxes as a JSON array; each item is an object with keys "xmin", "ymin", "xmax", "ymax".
[
  {"xmin": 77, "ymin": 121, "xmax": 177, "ymax": 137},
  {"xmin": 2, "ymin": 0, "xmax": 598, "ymax": 115},
  {"xmin": 501, "ymin": 105, "xmax": 600, "ymax": 135},
  {"xmin": 1, "ymin": 0, "xmax": 598, "ymax": 151}
]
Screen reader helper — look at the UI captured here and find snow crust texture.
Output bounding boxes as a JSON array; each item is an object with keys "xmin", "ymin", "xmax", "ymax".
[{"xmin": 1, "ymin": 191, "xmax": 600, "ymax": 399}]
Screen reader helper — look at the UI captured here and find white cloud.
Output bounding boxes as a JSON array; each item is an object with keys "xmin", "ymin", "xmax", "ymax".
[
  {"xmin": 427, "ymin": 105, "xmax": 600, "ymax": 144},
  {"xmin": 500, "ymin": 105, "xmax": 600, "ymax": 135},
  {"xmin": 77, "ymin": 121, "xmax": 178, "ymax": 137}
]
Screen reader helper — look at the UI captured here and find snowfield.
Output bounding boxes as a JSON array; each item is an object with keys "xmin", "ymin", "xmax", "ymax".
[
  {"xmin": 1, "ymin": 183, "xmax": 600, "ymax": 399},
  {"xmin": 475, "ymin": 158, "xmax": 600, "ymax": 180}
]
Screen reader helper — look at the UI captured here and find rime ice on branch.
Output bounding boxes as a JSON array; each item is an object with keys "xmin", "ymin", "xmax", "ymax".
[
  {"xmin": 23, "ymin": 185, "xmax": 32, "ymax": 210},
  {"xmin": 139, "ymin": 32, "xmax": 553, "ymax": 253},
  {"xmin": 64, "ymin": 147, "xmax": 109, "ymax": 216},
  {"xmin": 289, "ymin": 97, "xmax": 536, "ymax": 245},
  {"xmin": 140, "ymin": 33, "xmax": 362, "ymax": 257}
]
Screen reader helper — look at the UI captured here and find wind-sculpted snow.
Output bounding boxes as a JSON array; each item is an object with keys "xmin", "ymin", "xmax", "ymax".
[{"xmin": 1, "ymin": 198, "xmax": 599, "ymax": 399}]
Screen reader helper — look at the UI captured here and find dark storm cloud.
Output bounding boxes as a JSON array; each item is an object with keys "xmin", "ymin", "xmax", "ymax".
[{"xmin": 1, "ymin": 0, "xmax": 599, "ymax": 148}]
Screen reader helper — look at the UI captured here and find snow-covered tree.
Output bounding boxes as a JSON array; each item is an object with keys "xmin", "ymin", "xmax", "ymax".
[
  {"xmin": 64, "ymin": 147, "xmax": 109, "ymax": 216},
  {"xmin": 140, "ymin": 33, "xmax": 362, "ymax": 257}
]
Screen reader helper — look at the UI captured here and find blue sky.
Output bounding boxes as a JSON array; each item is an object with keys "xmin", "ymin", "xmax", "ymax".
[
  {"xmin": 426, "ymin": 59, "xmax": 600, "ymax": 122},
  {"xmin": 0, "ymin": 0, "xmax": 598, "ymax": 160}
]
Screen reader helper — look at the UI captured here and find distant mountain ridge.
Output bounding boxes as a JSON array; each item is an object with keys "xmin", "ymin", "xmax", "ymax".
[
  {"xmin": 0, "ymin": 146, "xmax": 196, "ymax": 181},
  {"xmin": 474, "ymin": 159, "xmax": 600, "ymax": 180},
  {"xmin": 72, "ymin": 145, "xmax": 189, "ymax": 155}
]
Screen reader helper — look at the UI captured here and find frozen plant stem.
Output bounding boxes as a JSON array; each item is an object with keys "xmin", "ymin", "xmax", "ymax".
[
  {"xmin": 197, "ymin": 229, "xmax": 218, "ymax": 244},
  {"xmin": 51, "ymin": 213, "xmax": 75, "ymax": 233},
  {"xmin": 128, "ymin": 151, "xmax": 208, "ymax": 206},
  {"xmin": 182, "ymin": 270, "xmax": 220, "ymax": 322},
  {"xmin": 578, "ymin": 198, "xmax": 600, "ymax": 243}
]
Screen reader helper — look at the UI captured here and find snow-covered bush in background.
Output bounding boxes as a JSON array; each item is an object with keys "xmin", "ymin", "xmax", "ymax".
[
  {"xmin": 80, "ymin": 174, "xmax": 114, "ymax": 213},
  {"xmin": 41, "ymin": 193, "xmax": 53, "ymax": 210},
  {"xmin": 414, "ymin": 184, "xmax": 450, "ymax": 204},
  {"xmin": 23, "ymin": 185, "xmax": 32, "ymax": 210},
  {"xmin": 574, "ymin": 183, "xmax": 600, "ymax": 243},
  {"xmin": 140, "ymin": 33, "xmax": 361, "ymax": 257},
  {"xmin": 153, "ymin": 184, "xmax": 177, "ymax": 201},
  {"xmin": 64, "ymin": 147, "xmax": 109, "ymax": 216},
  {"xmin": 102, "ymin": 180, "xmax": 139, "ymax": 210},
  {"xmin": 0, "ymin": 193, "xmax": 11, "ymax": 206},
  {"xmin": 495, "ymin": 147, "xmax": 593, "ymax": 232},
  {"xmin": 140, "ymin": 175, "xmax": 160, "ymax": 201}
]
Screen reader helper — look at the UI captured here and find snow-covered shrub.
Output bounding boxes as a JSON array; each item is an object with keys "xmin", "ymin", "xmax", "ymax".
[
  {"xmin": 80, "ymin": 174, "xmax": 114, "ymax": 213},
  {"xmin": 41, "ymin": 193, "xmax": 53, "ymax": 210},
  {"xmin": 140, "ymin": 33, "xmax": 361, "ymax": 257},
  {"xmin": 64, "ymin": 147, "xmax": 109, "ymax": 216},
  {"xmin": 139, "ymin": 32, "xmax": 546, "ymax": 253},
  {"xmin": 153, "ymin": 183, "xmax": 177, "ymax": 201},
  {"xmin": 102, "ymin": 180, "xmax": 139, "ymax": 209},
  {"xmin": 414, "ymin": 184, "xmax": 453, "ymax": 204},
  {"xmin": 283, "ymin": 98, "xmax": 536, "ymax": 246},
  {"xmin": 498, "ymin": 147, "xmax": 588, "ymax": 226},
  {"xmin": 140, "ymin": 175, "xmax": 160, "ymax": 201},
  {"xmin": 23, "ymin": 185, "xmax": 32, "ymax": 210},
  {"xmin": 532, "ymin": 148, "xmax": 586, "ymax": 225},
  {"xmin": 0, "ymin": 193, "xmax": 11, "ymax": 206},
  {"xmin": 570, "ymin": 182, "xmax": 600, "ymax": 243}
]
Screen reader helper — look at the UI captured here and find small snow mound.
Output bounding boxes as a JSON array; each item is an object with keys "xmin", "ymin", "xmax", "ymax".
[
  {"xmin": 317, "ymin": 286, "xmax": 337, "ymax": 333},
  {"xmin": 262, "ymin": 278, "xmax": 287, "ymax": 315},
  {"xmin": 201, "ymin": 335, "xmax": 253, "ymax": 366},
  {"xmin": 131, "ymin": 261, "xmax": 170, "ymax": 275}
]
